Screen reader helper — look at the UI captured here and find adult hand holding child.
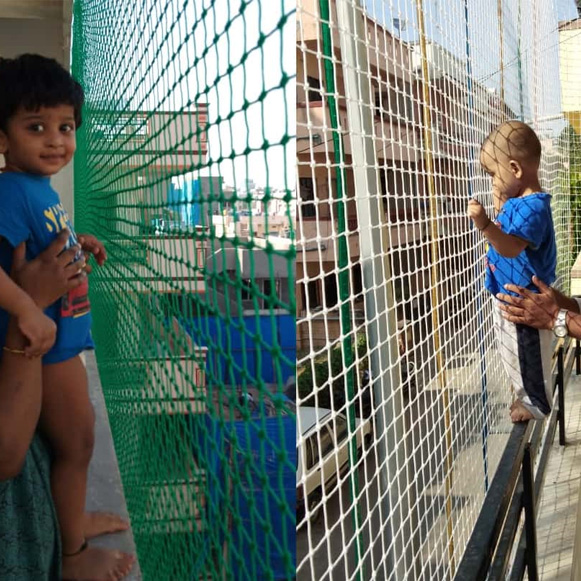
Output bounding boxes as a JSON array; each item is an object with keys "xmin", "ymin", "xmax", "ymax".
[
  {"xmin": 497, "ymin": 276, "xmax": 581, "ymax": 340},
  {"xmin": 13, "ymin": 228, "xmax": 86, "ymax": 307},
  {"xmin": 0, "ymin": 228, "xmax": 134, "ymax": 580}
]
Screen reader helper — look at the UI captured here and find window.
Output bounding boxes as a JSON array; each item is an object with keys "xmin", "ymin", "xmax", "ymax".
[
  {"xmin": 375, "ymin": 90, "xmax": 387, "ymax": 116},
  {"xmin": 265, "ymin": 279, "xmax": 280, "ymax": 296},
  {"xmin": 306, "ymin": 436, "xmax": 315, "ymax": 470},
  {"xmin": 323, "ymin": 273, "xmax": 338, "ymax": 308},
  {"xmin": 263, "ymin": 279, "xmax": 281, "ymax": 309},
  {"xmin": 307, "ymin": 76, "xmax": 323, "ymax": 103},
  {"xmin": 335, "ymin": 416, "xmax": 348, "ymax": 444},
  {"xmin": 351, "ymin": 264, "xmax": 363, "ymax": 300},
  {"xmin": 374, "ymin": 80, "xmax": 412, "ymax": 120},
  {"xmin": 307, "ymin": 280, "xmax": 321, "ymax": 309},
  {"xmin": 318, "ymin": 426, "xmax": 334, "ymax": 458},
  {"xmin": 299, "ymin": 177, "xmax": 316, "ymax": 218},
  {"xmin": 241, "ymin": 279, "xmax": 252, "ymax": 301},
  {"xmin": 263, "ymin": 279, "xmax": 272, "ymax": 300}
]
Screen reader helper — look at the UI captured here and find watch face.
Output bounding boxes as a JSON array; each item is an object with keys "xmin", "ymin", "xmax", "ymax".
[{"xmin": 555, "ymin": 325, "xmax": 568, "ymax": 338}]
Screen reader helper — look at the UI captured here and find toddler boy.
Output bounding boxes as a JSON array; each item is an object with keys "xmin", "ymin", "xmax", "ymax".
[
  {"xmin": 0, "ymin": 54, "xmax": 134, "ymax": 580},
  {"xmin": 468, "ymin": 120, "xmax": 556, "ymax": 422}
]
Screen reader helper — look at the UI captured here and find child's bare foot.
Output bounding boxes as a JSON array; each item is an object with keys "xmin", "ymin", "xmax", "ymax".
[
  {"xmin": 510, "ymin": 400, "xmax": 535, "ymax": 423},
  {"xmin": 63, "ymin": 545, "xmax": 134, "ymax": 581},
  {"xmin": 84, "ymin": 512, "xmax": 129, "ymax": 539},
  {"xmin": 63, "ymin": 545, "xmax": 135, "ymax": 581}
]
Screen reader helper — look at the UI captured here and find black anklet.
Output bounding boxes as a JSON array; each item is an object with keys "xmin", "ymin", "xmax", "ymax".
[{"xmin": 63, "ymin": 539, "xmax": 88, "ymax": 557}]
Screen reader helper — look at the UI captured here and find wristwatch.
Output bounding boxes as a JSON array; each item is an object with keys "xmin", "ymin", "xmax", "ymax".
[{"xmin": 553, "ymin": 309, "xmax": 568, "ymax": 338}]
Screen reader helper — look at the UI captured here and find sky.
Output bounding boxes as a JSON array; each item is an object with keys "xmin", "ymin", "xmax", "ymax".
[
  {"xmin": 363, "ymin": 0, "xmax": 577, "ymax": 129},
  {"xmin": 88, "ymin": 0, "xmax": 576, "ymax": 191},
  {"xmin": 197, "ymin": 0, "xmax": 295, "ymax": 190},
  {"xmin": 95, "ymin": 0, "xmax": 295, "ymax": 191},
  {"xmin": 364, "ymin": 0, "xmax": 577, "ymax": 44},
  {"xmin": 558, "ymin": 0, "xmax": 579, "ymax": 20}
]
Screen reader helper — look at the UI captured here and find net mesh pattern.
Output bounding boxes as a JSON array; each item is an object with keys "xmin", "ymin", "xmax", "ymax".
[
  {"xmin": 71, "ymin": 0, "xmax": 296, "ymax": 579},
  {"xmin": 297, "ymin": 0, "xmax": 575, "ymax": 579}
]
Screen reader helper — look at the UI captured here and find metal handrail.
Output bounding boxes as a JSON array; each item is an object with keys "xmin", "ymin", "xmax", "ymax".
[{"xmin": 455, "ymin": 338, "xmax": 580, "ymax": 581}]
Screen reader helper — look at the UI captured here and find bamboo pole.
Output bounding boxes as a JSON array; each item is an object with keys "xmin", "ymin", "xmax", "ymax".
[
  {"xmin": 498, "ymin": 0, "xmax": 505, "ymax": 113},
  {"xmin": 413, "ymin": 0, "xmax": 456, "ymax": 573}
]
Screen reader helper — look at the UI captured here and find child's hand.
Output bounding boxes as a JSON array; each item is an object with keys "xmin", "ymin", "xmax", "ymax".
[
  {"xmin": 16, "ymin": 306, "xmax": 57, "ymax": 357},
  {"xmin": 467, "ymin": 199, "xmax": 491, "ymax": 231},
  {"xmin": 78, "ymin": 234, "xmax": 107, "ymax": 267}
]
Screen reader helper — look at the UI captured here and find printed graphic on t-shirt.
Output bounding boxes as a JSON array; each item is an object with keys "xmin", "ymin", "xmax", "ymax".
[
  {"xmin": 44, "ymin": 202, "xmax": 90, "ymax": 318},
  {"xmin": 61, "ymin": 278, "xmax": 90, "ymax": 319}
]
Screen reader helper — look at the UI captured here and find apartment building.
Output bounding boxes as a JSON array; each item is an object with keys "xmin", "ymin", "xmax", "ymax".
[
  {"xmin": 297, "ymin": 1, "xmax": 510, "ymax": 352},
  {"xmin": 297, "ymin": 0, "xmax": 423, "ymax": 350}
]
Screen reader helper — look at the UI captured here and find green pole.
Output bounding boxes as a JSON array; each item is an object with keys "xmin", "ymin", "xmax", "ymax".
[{"xmin": 317, "ymin": 1, "xmax": 364, "ymax": 578}]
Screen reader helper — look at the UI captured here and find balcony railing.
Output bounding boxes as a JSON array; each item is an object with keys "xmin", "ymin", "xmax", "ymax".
[
  {"xmin": 297, "ymin": 213, "xmax": 424, "ymax": 260},
  {"xmin": 110, "ymin": 234, "xmax": 207, "ymax": 293},
  {"xmin": 297, "ymin": 102, "xmax": 420, "ymax": 164}
]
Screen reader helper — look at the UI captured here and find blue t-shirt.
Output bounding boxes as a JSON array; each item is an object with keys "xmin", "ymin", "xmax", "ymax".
[
  {"xmin": 485, "ymin": 193, "xmax": 556, "ymax": 296},
  {"xmin": 0, "ymin": 172, "xmax": 93, "ymax": 364}
]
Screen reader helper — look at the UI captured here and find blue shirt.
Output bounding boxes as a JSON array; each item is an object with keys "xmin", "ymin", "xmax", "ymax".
[
  {"xmin": 0, "ymin": 172, "xmax": 93, "ymax": 364},
  {"xmin": 485, "ymin": 193, "xmax": 556, "ymax": 296}
]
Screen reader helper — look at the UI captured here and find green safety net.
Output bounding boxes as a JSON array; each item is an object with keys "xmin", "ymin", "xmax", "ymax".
[{"xmin": 71, "ymin": 0, "xmax": 296, "ymax": 579}]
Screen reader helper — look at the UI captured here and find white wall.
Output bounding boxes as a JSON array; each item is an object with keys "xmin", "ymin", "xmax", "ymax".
[
  {"xmin": 0, "ymin": 16, "xmax": 74, "ymax": 216},
  {"xmin": 560, "ymin": 29, "xmax": 581, "ymax": 115}
]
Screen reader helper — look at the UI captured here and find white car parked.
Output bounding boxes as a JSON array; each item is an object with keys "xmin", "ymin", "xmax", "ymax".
[{"xmin": 296, "ymin": 406, "xmax": 372, "ymax": 523}]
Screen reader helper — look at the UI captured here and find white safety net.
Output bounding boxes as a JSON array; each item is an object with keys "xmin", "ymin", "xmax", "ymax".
[{"xmin": 296, "ymin": 0, "xmax": 575, "ymax": 579}]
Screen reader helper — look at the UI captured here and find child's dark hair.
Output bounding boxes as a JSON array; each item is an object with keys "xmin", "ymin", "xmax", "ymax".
[{"xmin": 0, "ymin": 54, "xmax": 84, "ymax": 131}]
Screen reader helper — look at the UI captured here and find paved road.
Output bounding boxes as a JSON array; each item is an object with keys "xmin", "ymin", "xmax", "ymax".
[{"xmin": 296, "ymin": 451, "xmax": 396, "ymax": 581}]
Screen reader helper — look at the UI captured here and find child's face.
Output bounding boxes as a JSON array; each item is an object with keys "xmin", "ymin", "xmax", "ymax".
[
  {"xmin": 480, "ymin": 141, "xmax": 522, "ymax": 201},
  {"xmin": 0, "ymin": 104, "xmax": 76, "ymax": 176}
]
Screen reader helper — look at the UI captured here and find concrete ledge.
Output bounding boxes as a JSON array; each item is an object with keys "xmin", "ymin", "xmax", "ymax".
[
  {"xmin": 85, "ymin": 351, "xmax": 142, "ymax": 580},
  {"xmin": 572, "ymin": 479, "xmax": 581, "ymax": 580}
]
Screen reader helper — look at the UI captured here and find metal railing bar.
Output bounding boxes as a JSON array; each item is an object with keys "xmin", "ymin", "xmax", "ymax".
[{"xmin": 454, "ymin": 422, "xmax": 533, "ymax": 580}]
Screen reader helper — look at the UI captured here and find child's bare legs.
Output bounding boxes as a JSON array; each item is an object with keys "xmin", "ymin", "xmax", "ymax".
[
  {"xmin": 510, "ymin": 399, "xmax": 535, "ymax": 422},
  {"xmin": 83, "ymin": 511, "xmax": 129, "ymax": 539},
  {"xmin": 508, "ymin": 386, "xmax": 535, "ymax": 423},
  {"xmin": 41, "ymin": 355, "xmax": 134, "ymax": 580}
]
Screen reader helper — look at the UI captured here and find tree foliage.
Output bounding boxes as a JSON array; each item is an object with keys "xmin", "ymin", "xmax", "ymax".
[
  {"xmin": 561, "ymin": 125, "xmax": 581, "ymax": 258},
  {"xmin": 297, "ymin": 333, "xmax": 368, "ymax": 412}
]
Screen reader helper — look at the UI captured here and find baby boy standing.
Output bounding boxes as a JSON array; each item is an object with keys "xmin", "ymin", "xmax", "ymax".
[{"xmin": 468, "ymin": 120, "xmax": 557, "ymax": 423}]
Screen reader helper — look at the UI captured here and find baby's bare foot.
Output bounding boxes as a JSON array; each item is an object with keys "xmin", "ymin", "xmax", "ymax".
[
  {"xmin": 510, "ymin": 400, "xmax": 535, "ymax": 423},
  {"xmin": 84, "ymin": 512, "xmax": 129, "ymax": 539},
  {"xmin": 63, "ymin": 545, "xmax": 135, "ymax": 581}
]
